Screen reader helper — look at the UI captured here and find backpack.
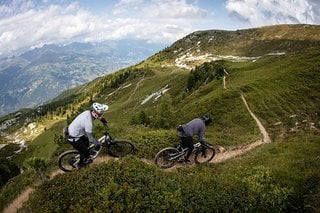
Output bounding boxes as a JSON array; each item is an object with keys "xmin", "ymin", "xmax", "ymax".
[{"xmin": 63, "ymin": 126, "xmax": 69, "ymax": 138}]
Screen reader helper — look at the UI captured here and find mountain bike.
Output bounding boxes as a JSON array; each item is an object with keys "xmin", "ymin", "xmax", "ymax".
[
  {"xmin": 58, "ymin": 129, "xmax": 135, "ymax": 172},
  {"xmin": 154, "ymin": 142, "xmax": 215, "ymax": 169}
]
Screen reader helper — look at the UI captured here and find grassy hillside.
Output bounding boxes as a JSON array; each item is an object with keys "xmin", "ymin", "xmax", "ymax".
[
  {"xmin": 1, "ymin": 24, "xmax": 320, "ymax": 212},
  {"xmin": 21, "ymin": 133, "xmax": 320, "ymax": 212},
  {"xmin": 149, "ymin": 24, "xmax": 320, "ymax": 64}
]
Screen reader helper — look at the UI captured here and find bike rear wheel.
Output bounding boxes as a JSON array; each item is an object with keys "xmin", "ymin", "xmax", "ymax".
[
  {"xmin": 58, "ymin": 150, "xmax": 81, "ymax": 172},
  {"xmin": 107, "ymin": 139, "xmax": 135, "ymax": 157},
  {"xmin": 154, "ymin": 147, "xmax": 180, "ymax": 169},
  {"xmin": 194, "ymin": 145, "xmax": 215, "ymax": 164}
]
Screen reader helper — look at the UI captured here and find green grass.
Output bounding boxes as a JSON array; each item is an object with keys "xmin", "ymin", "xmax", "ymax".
[
  {"xmin": 234, "ymin": 49, "xmax": 320, "ymax": 137},
  {"xmin": 209, "ymin": 132, "xmax": 320, "ymax": 211},
  {"xmin": 12, "ymin": 121, "xmax": 65, "ymax": 166}
]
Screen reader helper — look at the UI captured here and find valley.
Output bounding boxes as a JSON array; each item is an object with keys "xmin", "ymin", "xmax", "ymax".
[{"xmin": 0, "ymin": 40, "xmax": 165, "ymax": 116}]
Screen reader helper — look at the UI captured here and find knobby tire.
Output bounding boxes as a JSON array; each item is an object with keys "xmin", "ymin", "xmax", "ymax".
[
  {"xmin": 107, "ymin": 139, "xmax": 135, "ymax": 157},
  {"xmin": 154, "ymin": 147, "xmax": 180, "ymax": 169},
  {"xmin": 194, "ymin": 145, "xmax": 215, "ymax": 164},
  {"xmin": 58, "ymin": 150, "xmax": 81, "ymax": 172}
]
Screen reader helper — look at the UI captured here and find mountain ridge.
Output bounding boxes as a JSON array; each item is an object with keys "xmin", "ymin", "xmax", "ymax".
[{"xmin": 150, "ymin": 24, "xmax": 320, "ymax": 66}]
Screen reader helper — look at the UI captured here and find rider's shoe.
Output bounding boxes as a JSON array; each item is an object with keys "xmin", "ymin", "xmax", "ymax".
[
  {"xmin": 178, "ymin": 159, "xmax": 185, "ymax": 163},
  {"xmin": 77, "ymin": 162, "xmax": 87, "ymax": 168},
  {"xmin": 89, "ymin": 149, "xmax": 98, "ymax": 155},
  {"xmin": 77, "ymin": 158, "xmax": 93, "ymax": 168},
  {"xmin": 184, "ymin": 159, "xmax": 192, "ymax": 164},
  {"xmin": 178, "ymin": 159, "xmax": 192, "ymax": 164},
  {"xmin": 83, "ymin": 158, "xmax": 93, "ymax": 164}
]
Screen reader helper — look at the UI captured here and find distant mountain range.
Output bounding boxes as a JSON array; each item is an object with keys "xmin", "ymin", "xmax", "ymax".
[{"xmin": 0, "ymin": 40, "xmax": 166, "ymax": 116}]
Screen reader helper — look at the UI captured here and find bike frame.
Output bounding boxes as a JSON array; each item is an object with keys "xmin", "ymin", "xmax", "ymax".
[
  {"xmin": 171, "ymin": 142, "xmax": 203, "ymax": 162},
  {"xmin": 89, "ymin": 131, "xmax": 113, "ymax": 159},
  {"xmin": 58, "ymin": 129, "xmax": 135, "ymax": 172}
]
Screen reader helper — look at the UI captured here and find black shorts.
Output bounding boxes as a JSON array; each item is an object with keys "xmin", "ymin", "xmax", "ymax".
[{"xmin": 180, "ymin": 136, "xmax": 193, "ymax": 149}]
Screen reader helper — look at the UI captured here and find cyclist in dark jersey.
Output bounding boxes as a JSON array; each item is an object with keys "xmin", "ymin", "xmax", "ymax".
[{"xmin": 177, "ymin": 114, "xmax": 212, "ymax": 163}]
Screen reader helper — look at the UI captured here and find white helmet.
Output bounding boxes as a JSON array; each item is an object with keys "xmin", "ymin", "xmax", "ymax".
[{"xmin": 91, "ymin": 102, "xmax": 109, "ymax": 119}]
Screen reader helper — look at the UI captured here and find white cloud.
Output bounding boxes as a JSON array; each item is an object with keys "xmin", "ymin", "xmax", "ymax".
[
  {"xmin": 0, "ymin": 0, "xmax": 210, "ymax": 56},
  {"xmin": 0, "ymin": 3, "xmax": 99, "ymax": 55},
  {"xmin": 226, "ymin": 0, "xmax": 320, "ymax": 26},
  {"xmin": 142, "ymin": 0, "xmax": 208, "ymax": 19},
  {"xmin": 113, "ymin": 0, "xmax": 144, "ymax": 15},
  {"xmin": 0, "ymin": 0, "xmax": 35, "ymax": 19},
  {"xmin": 113, "ymin": 0, "xmax": 208, "ymax": 19}
]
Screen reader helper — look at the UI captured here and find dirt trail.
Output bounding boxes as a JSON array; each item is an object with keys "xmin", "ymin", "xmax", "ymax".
[
  {"xmin": 126, "ymin": 78, "xmax": 145, "ymax": 103},
  {"xmin": 4, "ymin": 94, "xmax": 271, "ymax": 213},
  {"xmin": 211, "ymin": 140, "xmax": 264, "ymax": 163},
  {"xmin": 210, "ymin": 94, "xmax": 271, "ymax": 163},
  {"xmin": 3, "ymin": 187, "xmax": 34, "ymax": 213},
  {"xmin": 241, "ymin": 94, "xmax": 271, "ymax": 143}
]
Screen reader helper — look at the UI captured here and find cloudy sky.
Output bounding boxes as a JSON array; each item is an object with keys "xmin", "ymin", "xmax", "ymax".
[{"xmin": 0, "ymin": 0, "xmax": 320, "ymax": 56}]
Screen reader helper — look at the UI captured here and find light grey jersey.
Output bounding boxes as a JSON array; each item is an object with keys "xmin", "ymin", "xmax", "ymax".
[
  {"xmin": 68, "ymin": 110, "xmax": 93, "ymax": 138},
  {"xmin": 181, "ymin": 118, "xmax": 206, "ymax": 143},
  {"xmin": 68, "ymin": 110, "xmax": 99, "ymax": 145}
]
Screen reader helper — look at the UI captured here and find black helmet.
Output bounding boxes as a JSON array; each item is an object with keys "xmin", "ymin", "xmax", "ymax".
[{"xmin": 201, "ymin": 114, "xmax": 212, "ymax": 126}]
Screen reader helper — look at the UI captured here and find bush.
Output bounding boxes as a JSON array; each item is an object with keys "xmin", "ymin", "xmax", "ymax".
[
  {"xmin": 187, "ymin": 60, "xmax": 226, "ymax": 91},
  {"xmin": 21, "ymin": 159, "xmax": 295, "ymax": 212},
  {"xmin": 125, "ymin": 129, "xmax": 178, "ymax": 159},
  {"xmin": 130, "ymin": 110, "xmax": 150, "ymax": 126},
  {"xmin": 53, "ymin": 134, "xmax": 67, "ymax": 147},
  {"xmin": 131, "ymin": 94, "xmax": 177, "ymax": 129},
  {"xmin": 22, "ymin": 158, "xmax": 184, "ymax": 212},
  {"xmin": 0, "ymin": 144, "xmax": 20, "ymax": 158},
  {"xmin": 25, "ymin": 157, "xmax": 49, "ymax": 183},
  {"xmin": 150, "ymin": 95, "xmax": 176, "ymax": 129},
  {"xmin": 0, "ymin": 158, "xmax": 20, "ymax": 187},
  {"xmin": 240, "ymin": 166, "xmax": 292, "ymax": 211}
]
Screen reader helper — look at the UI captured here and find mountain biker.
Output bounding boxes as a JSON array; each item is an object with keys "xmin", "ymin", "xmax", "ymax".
[
  {"xmin": 67, "ymin": 102, "xmax": 108, "ymax": 167},
  {"xmin": 177, "ymin": 114, "xmax": 212, "ymax": 163}
]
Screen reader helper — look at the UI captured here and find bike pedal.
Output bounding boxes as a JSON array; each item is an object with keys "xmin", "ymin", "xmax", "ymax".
[{"xmin": 184, "ymin": 160, "xmax": 192, "ymax": 164}]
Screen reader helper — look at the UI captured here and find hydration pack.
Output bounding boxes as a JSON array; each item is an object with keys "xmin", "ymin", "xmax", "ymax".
[{"xmin": 63, "ymin": 126, "xmax": 69, "ymax": 138}]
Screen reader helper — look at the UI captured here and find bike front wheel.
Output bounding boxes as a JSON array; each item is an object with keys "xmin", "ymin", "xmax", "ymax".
[
  {"xmin": 194, "ymin": 145, "xmax": 215, "ymax": 164},
  {"xmin": 107, "ymin": 139, "xmax": 135, "ymax": 157},
  {"xmin": 58, "ymin": 150, "xmax": 81, "ymax": 172},
  {"xmin": 154, "ymin": 147, "xmax": 180, "ymax": 169}
]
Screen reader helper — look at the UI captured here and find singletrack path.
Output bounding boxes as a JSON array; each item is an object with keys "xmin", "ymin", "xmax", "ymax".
[
  {"xmin": 210, "ymin": 94, "xmax": 271, "ymax": 163},
  {"xmin": 3, "ymin": 187, "xmax": 34, "ymax": 213},
  {"xmin": 126, "ymin": 78, "xmax": 145, "ymax": 103},
  {"xmin": 3, "ymin": 94, "xmax": 271, "ymax": 213}
]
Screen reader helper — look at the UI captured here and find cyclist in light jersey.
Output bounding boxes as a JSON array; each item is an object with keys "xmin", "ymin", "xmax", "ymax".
[{"xmin": 67, "ymin": 102, "xmax": 108, "ymax": 167}]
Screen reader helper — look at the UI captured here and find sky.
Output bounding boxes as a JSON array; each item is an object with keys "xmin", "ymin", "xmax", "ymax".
[{"xmin": 0, "ymin": 0, "xmax": 320, "ymax": 56}]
